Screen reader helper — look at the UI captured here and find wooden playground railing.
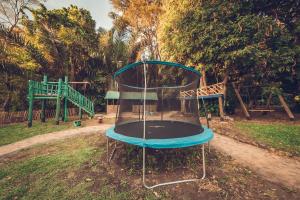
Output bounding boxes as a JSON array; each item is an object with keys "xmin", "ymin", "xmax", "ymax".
[
  {"xmin": 179, "ymin": 82, "xmax": 226, "ymax": 120},
  {"xmin": 0, "ymin": 108, "xmax": 86, "ymax": 126},
  {"xmin": 180, "ymin": 82, "xmax": 225, "ymax": 98},
  {"xmin": 64, "ymin": 83, "xmax": 94, "ymax": 115}
]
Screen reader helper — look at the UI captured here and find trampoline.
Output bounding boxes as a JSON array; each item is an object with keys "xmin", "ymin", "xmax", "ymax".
[{"xmin": 106, "ymin": 60, "xmax": 214, "ymax": 189}]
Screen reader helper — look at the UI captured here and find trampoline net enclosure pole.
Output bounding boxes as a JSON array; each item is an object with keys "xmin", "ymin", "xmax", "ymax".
[
  {"xmin": 143, "ymin": 61, "xmax": 147, "ymax": 140},
  {"xmin": 140, "ymin": 61, "xmax": 206, "ymax": 188}
]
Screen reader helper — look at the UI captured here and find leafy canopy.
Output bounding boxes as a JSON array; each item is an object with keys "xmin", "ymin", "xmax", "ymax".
[{"xmin": 158, "ymin": 0, "xmax": 296, "ymax": 84}]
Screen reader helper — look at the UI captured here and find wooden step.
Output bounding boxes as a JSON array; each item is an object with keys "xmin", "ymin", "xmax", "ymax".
[
  {"xmin": 34, "ymin": 94, "xmax": 57, "ymax": 96},
  {"xmin": 248, "ymin": 109, "xmax": 275, "ymax": 112}
]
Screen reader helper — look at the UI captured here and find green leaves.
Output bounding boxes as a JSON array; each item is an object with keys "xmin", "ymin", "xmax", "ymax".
[{"xmin": 158, "ymin": 0, "xmax": 297, "ymax": 85}]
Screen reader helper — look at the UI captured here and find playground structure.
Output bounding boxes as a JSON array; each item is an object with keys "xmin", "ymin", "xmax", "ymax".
[
  {"xmin": 27, "ymin": 75, "xmax": 94, "ymax": 127},
  {"xmin": 232, "ymin": 82, "xmax": 295, "ymax": 120},
  {"xmin": 180, "ymin": 82, "xmax": 225, "ymax": 120},
  {"xmin": 180, "ymin": 81, "xmax": 295, "ymax": 121}
]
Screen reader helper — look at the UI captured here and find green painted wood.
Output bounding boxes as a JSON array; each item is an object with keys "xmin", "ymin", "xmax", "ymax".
[
  {"xmin": 28, "ymin": 76, "xmax": 95, "ymax": 126},
  {"xmin": 55, "ymin": 78, "xmax": 62, "ymax": 125},
  {"xmin": 64, "ymin": 76, "xmax": 68, "ymax": 122},
  {"xmin": 28, "ymin": 80, "xmax": 34, "ymax": 127},
  {"xmin": 63, "ymin": 83, "xmax": 94, "ymax": 117},
  {"xmin": 41, "ymin": 75, "xmax": 47, "ymax": 122},
  {"xmin": 34, "ymin": 96, "xmax": 57, "ymax": 100}
]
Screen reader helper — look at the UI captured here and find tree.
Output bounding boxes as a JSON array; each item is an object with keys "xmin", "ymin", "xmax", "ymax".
[
  {"xmin": 158, "ymin": 0, "xmax": 296, "ymax": 86},
  {"xmin": 110, "ymin": 0, "xmax": 162, "ymax": 59},
  {"xmin": 22, "ymin": 4, "xmax": 98, "ymax": 80},
  {"xmin": 0, "ymin": 22, "xmax": 48, "ymax": 111},
  {"xmin": 0, "ymin": 0, "xmax": 43, "ymax": 32},
  {"xmin": 99, "ymin": 28, "xmax": 129, "ymax": 73}
]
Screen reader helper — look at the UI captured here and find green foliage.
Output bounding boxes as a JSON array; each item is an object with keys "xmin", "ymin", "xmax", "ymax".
[
  {"xmin": 0, "ymin": 24, "xmax": 48, "ymax": 69},
  {"xmin": 158, "ymin": 0, "xmax": 297, "ymax": 85},
  {"xmin": 199, "ymin": 100, "xmax": 220, "ymax": 116},
  {"xmin": 98, "ymin": 28, "xmax": 129, "ymax": 74},
  {"xmin": 110, "ymin": 0, "xmax": 162, "ymax": 59},
  {"xmin": 22, "ymin": 4, "xmax": 99, "ymax": 79}
]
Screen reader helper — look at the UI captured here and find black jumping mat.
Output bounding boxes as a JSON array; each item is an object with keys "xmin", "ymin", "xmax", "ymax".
[{"xmin": 114, "ymin": 120, "xmax": 204, "ymax": 139}]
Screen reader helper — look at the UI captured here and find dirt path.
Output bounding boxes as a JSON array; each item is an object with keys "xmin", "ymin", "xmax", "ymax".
[
  {"xmin": 211, "ymin": 133, "xmax": 300, "ymax": 190},
  {"xmin": 0, "ymin": 124, "xmax": 111, "ymax": 157}
]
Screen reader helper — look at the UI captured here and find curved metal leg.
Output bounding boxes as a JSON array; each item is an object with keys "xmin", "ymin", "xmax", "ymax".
[
  {"xmin": 142, "ymin": 144, "xmax": 206, "ymax": 189},
  {"xmin": 107, "ymin": 137, "xmax": 117, "ymax": 163}
]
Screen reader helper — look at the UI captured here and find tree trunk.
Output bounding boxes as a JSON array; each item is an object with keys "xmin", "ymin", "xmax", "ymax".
[
  {"xmin": 2, "ymin": 94, "xmax": 10, "ymax": 112},
  {"xmin": 200, "ymin": 67, "xmax": 207, "ymax": 87},
  {"xmin": 223, "ymin": 73, "xmax": 229, "ymax": 102},
  {"xmin": 70, "ymin": 55, "xmax": 75, "ymax": 82},
  {"xmin": 2, "ymin": 73, "xmax": 11, "ymax": 112}
]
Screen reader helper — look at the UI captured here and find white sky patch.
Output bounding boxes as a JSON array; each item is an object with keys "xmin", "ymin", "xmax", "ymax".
[{"xmin": 44, "ymin": 0, "xmax": 113, "ymax": 30}]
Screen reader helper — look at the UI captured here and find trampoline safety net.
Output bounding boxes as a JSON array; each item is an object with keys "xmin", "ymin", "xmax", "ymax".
[{"xmin": 114, "ymin": 61, "xmax": 204, "ymax": 139}]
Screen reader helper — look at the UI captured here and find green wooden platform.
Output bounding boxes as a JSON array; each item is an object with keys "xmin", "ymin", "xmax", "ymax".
[{"xmin": 27, "ymin": 75, "xmax": 94, "ymax": 127}]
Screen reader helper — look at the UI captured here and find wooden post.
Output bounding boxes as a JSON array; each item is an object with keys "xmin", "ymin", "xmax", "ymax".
[
  {"xmin": 262, "ymin": 93, "xmax": 273, "ymax": 115},
  {"xmin": 55, "ymin": 78, "xmax": 62, "ymax": 125},
  {"xmin": 278, "ymin": 95, "xmax": 295, "ymax": 120},
  {"xmin": 63, "ymin": 76, "xmax": 68, "ymax": 122},
  {"xmin": 232, "ymin": 82, "xmax": 251, "ymax": 120},
  {"xmin": 266, "ymin": 93, "xmax": 273, "ymax": 108},
  {"xmin": 218, "ymin": 95, "xmax": 224, "ymax": 121},
  {"xmin": 222, "ymin": 74, "xmax": 228, "ymax": 100},
  {"xmin": 28, "ymin": 80, "xmax": 34, "ymax": 127},
  {"xmin": 181, "ymin": 99, "xmax": 186, "ymax": 113},
  {"xmin": 106, "ymin": 99, "xmax": 108, "ymax": 114}
]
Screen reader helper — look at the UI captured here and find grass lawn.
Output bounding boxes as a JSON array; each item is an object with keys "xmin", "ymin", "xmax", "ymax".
[
  {"xmin": 235, "ymin": 121, "xmax": 300, "ymax": 155},
  {"xmin": 0, "ymin": 135, "xmax": 157, "ymax": 200},
  {"xmin": 0, "ymin": 133, "xmax": 299, "ymax": 199},
  {"xmin": 0, "ymin": 120, "xmax": 76, "ymax": 146}
]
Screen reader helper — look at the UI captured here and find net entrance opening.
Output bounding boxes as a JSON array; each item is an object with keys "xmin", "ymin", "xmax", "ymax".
[{"xmin": 114, "ymin": 61, "xmax": 203, "ymax": 139}]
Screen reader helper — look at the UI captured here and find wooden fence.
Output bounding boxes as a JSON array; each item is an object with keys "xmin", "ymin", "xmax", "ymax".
[{"xmin": 0, "ymin": 108, "xmax": 84, "ymax": 126}]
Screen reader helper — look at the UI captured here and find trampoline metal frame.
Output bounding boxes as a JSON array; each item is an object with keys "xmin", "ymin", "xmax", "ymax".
[
  {"xmin": 106, "ymin": 137, "xmax": 207, "ymax": 189},
  {"xmin": 106, "ymin": 138, "xmax": 117, "ymax": 163},
  {"xmin": 142, "ymin": 144, "xmax": 206, "ymax": 189}
]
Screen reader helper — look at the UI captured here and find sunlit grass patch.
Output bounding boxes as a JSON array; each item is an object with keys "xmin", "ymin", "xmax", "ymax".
[
  {"xmin": 0, "ymin": 135, "xmax": 102, "ymax": 200},
  {"xmin": 235, "ymin": 122, "xmax": 300, "ymax": 155},
  {"xmin": 0, "ymin": 120, "xmax": 76, "ymax": 146}
]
